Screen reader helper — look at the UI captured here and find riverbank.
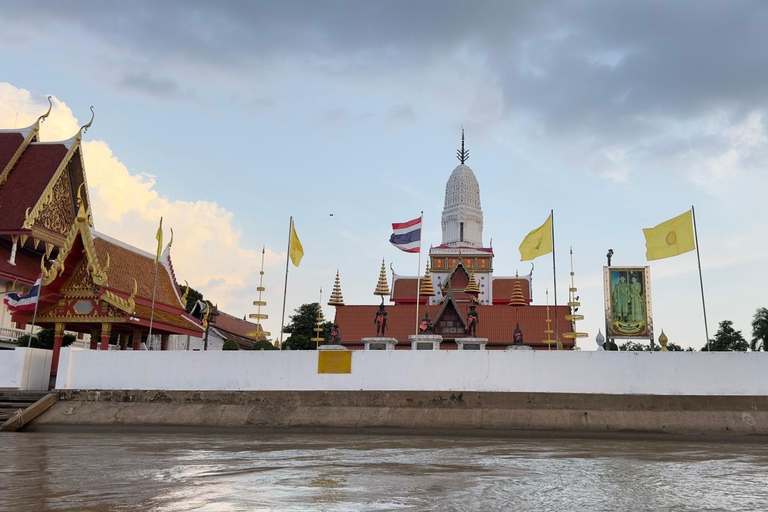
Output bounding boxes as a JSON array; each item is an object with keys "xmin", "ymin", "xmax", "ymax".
[{"xmin": 27, "ymin": 390, "xmax": 768, "ymax": 436}]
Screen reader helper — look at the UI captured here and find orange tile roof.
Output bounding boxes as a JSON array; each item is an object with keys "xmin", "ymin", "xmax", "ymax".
[
  {"xmin": 392, "ymin": 276, "xmax": 418, "ymax": 302},
  {"xmin": 492, "ymin": 278, "xmax": 531, "ymax": 303},
  {"xmin": 334, "ymin": 303, "xmax": 573, "ymax": 349},
  {"xmin": 0, "ymin": 143, "xmax": 68, "ymax": 230},
  {"xmin": 133, "ymin": 304, "xmax": 202, "ymax": 333},
  {"xmin": 214, "ymin": 310, "xmax": 263, "ymax": 348}
]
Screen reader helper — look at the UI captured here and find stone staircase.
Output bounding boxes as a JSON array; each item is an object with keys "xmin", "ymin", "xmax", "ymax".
[{"xmin": 0, "ymin": 391, "xmax": 55, "ymax": 431}]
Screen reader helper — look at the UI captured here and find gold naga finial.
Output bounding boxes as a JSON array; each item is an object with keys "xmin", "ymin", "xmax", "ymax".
[
  {"xmin": 131, "ymin": 277, "xmax": 138, "ymax": 298},
  {"xmin": 37, "ymin": 96, "xmax": 53, "ymax": 125},
  {"xmin": 180, "ymin": 280, "xmax": 190, "ymax": 308},
  {"xmin": 165, "ymin": 227, "xmax": 174, "ymax": 252},
  {"xmin": 77, "ymin": 106, "xmax": 95, "ymax": 141},
  {"xmin": 76, "ymin": 183, "xmax": 87, "ymax": 222}
]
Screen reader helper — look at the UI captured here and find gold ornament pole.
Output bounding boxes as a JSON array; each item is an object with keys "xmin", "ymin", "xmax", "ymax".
[
  {"xmin": 415, "ymin": 211, "xmax": 423, "ymax": 335},
  {"xmin": 248, "ymin": 246, "xmax": 271, "ymax": 344},
  {"xmin": 563, "ymin": 247, "xmax": 587, "ymax": 349},
  {"xmin": 543, "ymin": 288, "xmax": 555, "ymax": 350},
  {"xmin": 311, "ymin": 288, "xmax": 324, "ymax": 348}
]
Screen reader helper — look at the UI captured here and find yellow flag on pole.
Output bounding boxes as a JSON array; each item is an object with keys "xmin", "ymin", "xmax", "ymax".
[
  {"xmin": 154, "ymin": 217, "xmax": 163, "ymax": 264},
  {"xmin": 289, "ymin": 219, "xmax": 304, "ymax": 267},
  {"xmin": 643, "ymin": 209, "xmax": 695, "ymax": 261},
  {"xmin": 519, "ymin": 213, "xmax": 553, "ymax": 261}
]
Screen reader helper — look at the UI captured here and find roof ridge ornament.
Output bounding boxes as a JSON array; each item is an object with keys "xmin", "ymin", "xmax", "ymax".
[
  {"xmin": 77, "ymin": 106, "xmax": 95, "ymax": 141},
  {"xmin": 37, "ymin": 96, "xmax": 53, "ymax": 125},
  {"xmin": 456, "ymin": 128, "xmax": 469, "ymax": 164}
]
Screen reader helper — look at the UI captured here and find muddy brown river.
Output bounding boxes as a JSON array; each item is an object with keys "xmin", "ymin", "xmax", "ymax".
[{"xmin": 1, "ymin": 432, "xmax": 767, "ymax": 511}]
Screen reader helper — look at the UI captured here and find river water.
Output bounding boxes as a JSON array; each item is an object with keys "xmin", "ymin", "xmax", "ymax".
[{"xmin": 1, "ymin": 432, "xmax": 767, "ymax": 511}]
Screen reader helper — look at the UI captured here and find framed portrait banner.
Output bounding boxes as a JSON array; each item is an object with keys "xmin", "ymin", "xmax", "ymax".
[{"xmin": 603, "ymin": 266, "xmax": 653, "ymax": 339}]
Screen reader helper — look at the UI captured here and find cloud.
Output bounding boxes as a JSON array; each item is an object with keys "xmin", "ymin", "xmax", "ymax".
[
  {"xmin": 383, "ymin": 103, "xmax": 417, "ymax": 128},
  {"xmin": 116, "ymin": 71, "xmax": 180, "ymax": 98},
  {"xmin": 0, "ymin": 83, "xmax": 278, "ymax": 313}
]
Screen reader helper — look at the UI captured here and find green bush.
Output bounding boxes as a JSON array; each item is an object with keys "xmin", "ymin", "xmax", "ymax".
[
  {"xmin": 16, "ymin": 328, "xmax": 77, "ymax": 350},
  {"xmin": 252, "ymin": 339, "xmax": 277, "ymax": 350},
  {"xmin": 222, "ymin": 339, "xmax": 240, "ymax": 351}
]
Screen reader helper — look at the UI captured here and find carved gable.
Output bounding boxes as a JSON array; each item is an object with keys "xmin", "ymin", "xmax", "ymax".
[
  {"xmin": 60, "ymin": 260, "xmax": 99, "ymax": 298},
  {"xmin": 36, "ymin": 168, "xmax": 75, "ymax": 236}
]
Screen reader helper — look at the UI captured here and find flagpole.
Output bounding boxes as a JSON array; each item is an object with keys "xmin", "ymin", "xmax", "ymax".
[
  {"xmin": 29, "ymin": 275, "xmax": 41, "ymax": 342},
  {"xmin": 551, "ymin": 209, "xmax": 559, "ymax": 349},
  {"xmin": 415, "ymin": 211, "xmax": 423, "ymax": 335},
  {"xmin": 147, "ymin": 262, "xmax": 159, "ymax": 347},
  {"xmin": 691, "ymin": 205, "xmax": 711, "ymax": 352},
  {"xmin": 279, "ymin": 217, "xmax": 292, "ymax": 350}
]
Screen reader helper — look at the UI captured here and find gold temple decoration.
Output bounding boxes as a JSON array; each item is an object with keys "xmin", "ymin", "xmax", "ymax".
[
  {"xmin": 464, "ymin": 268, "xmax": 480, "ymax": 295},
  {"xmin": 508, "ymin": 272, "xmax": 526, "ymax": 306},
  {"xmin": 247, "ymin": 246, "xmax": 271, "ymax": 339},
  {"xmin": 311, "ymin": 288, "xmax": 325, "ymax": 346},
  {"xmin": 374, "ymin": 259, "xmax": 390, "ymax": 301},
  {"xmin": 202, "ymin": 300, "xmax": 212, "ymax": 330},
  {"xmin": 328, "ymin": 270, "xmax": 345, "ymax": 306},
  {"xmin": 180, "ymin": 280, "xmax": 190, "ymax": 308},
  {"xmin": 101, "ymin": 277, "xmax": 137, "ymax": 314},
  {"xmin": 543, "ymin": 288, "xmax": 556, "ymax": 350},
  {"xmin": 419, "ymin": 262, "xmax": 436, "ymax": 297},
  {"xmin": 0, "ymin": 96, "xmax": 52, "ymax": 187},
  {"xmin": 563, "ymin": 247, "xmax": 587, "ymax": 349},
  {"xmin": 659, "ymin": 330, "xmax": 669, "ymax": 352}
]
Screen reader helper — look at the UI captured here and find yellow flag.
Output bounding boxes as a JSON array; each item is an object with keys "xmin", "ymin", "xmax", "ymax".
[
  {"xmin": 519, "ymin": 213, "xmax": 553, "ymax": 261},
  {"xmin": 154, "ymin": 217, "xmax": 163, "ymax": 264},
  {"xmin": 643, "ymin": 209, "xmax": 695, "ymax": 261},
  {"xmin": 289, "ymin": 219, "xmax": 304, "ymax": 267}
]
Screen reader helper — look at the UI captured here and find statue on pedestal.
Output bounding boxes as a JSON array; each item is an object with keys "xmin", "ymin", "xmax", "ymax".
[
  {"xmin": 513, "ymin": 323, "xmax": 523, "ymax": 344},
  {"xmin": 329, "ymin": 324, "xmax": 341, "ymax": 344},
  {"xmin": 465, "ymin": 305, "xmax": 478, "ymax": 336},
  {"xmin": 419, "ymin": 312, "xmax": 433, "ymax": 334},
  {"xmin": 374, "ymin": 305, "xmax": 388, "ymax": 337}
]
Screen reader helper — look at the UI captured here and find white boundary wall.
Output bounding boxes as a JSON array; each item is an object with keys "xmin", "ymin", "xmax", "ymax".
[
  {"xmin": 0, "ymin": 348, "xmax": 53, "ymax": 390},
  {"xmin": 54, "ymin": 348, "xmax": 768, "ymax": 395}
]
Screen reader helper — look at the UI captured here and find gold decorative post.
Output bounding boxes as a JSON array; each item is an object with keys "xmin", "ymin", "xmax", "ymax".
[
  {"xmin": 311, "ymin": 288, "xmax": 325, "ymax": 347},
  {"xmin": 328, "ymin": 270, "xmax": 345, "ymax": 306},
  {"xmin": 508, "ymin": 272, "xmax": 526, "ymax": 306},
  {"xmin": 419, "ymin": 262, "xmax": 436, "ymax": 299},
  {"xmin": 659, "ymin": 330, "xmax": 669, "ymax": 352},
  {"xmin": 464, "ymin": 268, "xmax": 480, "ymax": 296},
  {"xmin": 248, "ymin": 246, "xmax": 271, "ymax": 344},
  {"xmin": 563, "ymin": 247, "xmax": 588, "ymax": 349},
  {"xmin": 374, "ymin": 259, "xmax": 390, "ymax": 304},
  {"xmin": 543, "ymin": 289, "xmax": 555, "ymax": 350}
]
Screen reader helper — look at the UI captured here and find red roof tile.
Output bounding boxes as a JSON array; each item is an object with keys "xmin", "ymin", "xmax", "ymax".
[
  {"xmin": 0, "ymin": 143, "xmax": 68, "ymax": 230},
  {"xmin": 492, "ymin": 278, "xmax": 531, "ymax": 303},
  {"xmin": 0, "ymin": 133, "xmax": 25, "ymax": 172},
  {"xmin": 214, "ymin": 310, "xmax": 263, "ymax": 347},
  {"xmin": 334, "ymin": 303, "xmax": 573, "ymax": 349}
]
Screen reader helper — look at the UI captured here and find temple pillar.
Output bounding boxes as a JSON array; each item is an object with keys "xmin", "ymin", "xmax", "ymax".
[
  {"xmin": 90, "ymin": 328, "xmax": 99, "ymax": 350},
  {"xmin": 99, "ymin": 323, "xmax": 112, "ymax": 350},
  {"xmin": 160, "ymin": 333, "xmax": 169, "ymax": 351},
  {"xmin": 50, "ymin": 322, "xmax": 65, "ymax": 388},
  {"xmin": 132, "ymin": 329, "xmax": 143, "ymax": 351}
]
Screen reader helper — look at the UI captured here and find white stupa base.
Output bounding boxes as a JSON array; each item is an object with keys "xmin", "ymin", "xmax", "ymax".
[
  {"xmin": 456, "ymin": 337, "xmax": 487, "ymax": 350},
  {"xmin": 362, "ymin": 337, "xmax": 398, "ymax": 350},
  {"xmin": 409, "ymin": 334, "xmax": 442, "ymax": 350}
]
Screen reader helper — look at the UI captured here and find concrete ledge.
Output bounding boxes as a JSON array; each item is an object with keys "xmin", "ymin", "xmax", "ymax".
[{"xmin": 27, "ymin": 390, "xmax": 768, "ymax": 436}]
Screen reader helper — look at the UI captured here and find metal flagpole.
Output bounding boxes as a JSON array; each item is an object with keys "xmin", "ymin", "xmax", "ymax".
[
  {"xmin": 279, "ymin": 216, "xmax": 292, "ymax": 350},
  {"xmin": 550, "ymin": 209, "xmax": 560, "ymax": 349},
  {"xmin": 691, "ymin": 205, "xmax": 711, "ymax": 351},
  {"xmin": 147, "ymin": 262, "xmax": 159, "ymax": 348},
  {"xmin": 414, "ymin": 211, "xmax": 423, "ymax": 335},
  {"xmin": 29, "ymin": 274, "xmax": 42, "ymax": 342}
]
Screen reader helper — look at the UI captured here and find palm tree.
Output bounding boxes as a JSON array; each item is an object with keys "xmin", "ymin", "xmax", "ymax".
[{"xmin": 751, "ymin": 308, "xmax": 768, "ymax": 351}]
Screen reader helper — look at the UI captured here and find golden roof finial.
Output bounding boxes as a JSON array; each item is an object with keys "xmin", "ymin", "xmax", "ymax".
[
  {"xmin": 419, "ymin": 261, "xmax": 436, "ymax": 297},
  {"xmin": 563, "ymin": 246, "xmax": 587, "ymax": 349},
  {"xmin": 76, "ymin": 183, "xmax": 87, "ymax": 222},
  {"xmin": 464, "ymin": 268, "xmax": 480, "ymax": 295},
  {"xmin": 37, "ymin": 96, "xmax": 53, "ymax": 125},
  {"xmin": 180, "ymin": 280, "xmax": 190, "ymax": 308},
  {"xmin": 328, "ymin": 270, "xmax": 345, "ymax": 306},
  {"xmin": 659, "ymin": 330, "xmax": 669, "ymax": 352},
  {"xmin": 509, "ymin": 272, "xmax": 526, "ymax": 306},
  {"xmin": 374, "ymin": 259, "xmax": 390, "ymax": 298}
]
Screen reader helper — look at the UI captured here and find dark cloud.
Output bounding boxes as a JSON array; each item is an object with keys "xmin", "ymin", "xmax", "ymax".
[{"xmin": 4, "ymin": 1, "xmax": 768, "ymax": 181}]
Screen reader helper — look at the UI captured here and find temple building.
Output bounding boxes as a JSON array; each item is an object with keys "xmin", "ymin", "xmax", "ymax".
[
  {"xmin": 0, "ymin": 103, "xmax": 260, "ymax": 368},
  {"xmin": 331, "ymin": 132, "xmax": 574, "ymax": 350}
]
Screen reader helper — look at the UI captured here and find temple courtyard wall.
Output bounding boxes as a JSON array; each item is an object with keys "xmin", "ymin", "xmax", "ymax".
[{"xmin": 10, "ymin": 348, "xmax": 768, "ymax": 436}]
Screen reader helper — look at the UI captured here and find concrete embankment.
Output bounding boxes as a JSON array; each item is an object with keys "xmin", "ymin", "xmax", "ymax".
[{"xmin": 27, "ymin": 390, "xmax": 768, "ymax": 436}]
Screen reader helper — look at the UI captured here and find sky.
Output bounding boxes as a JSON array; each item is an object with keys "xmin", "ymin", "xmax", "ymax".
[{"xmin": 2, "ymin": 1, "xmax": 768, "ymax": 349}]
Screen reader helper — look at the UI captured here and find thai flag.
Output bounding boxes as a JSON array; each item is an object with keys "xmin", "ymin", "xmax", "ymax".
[
  {"xmin": 3, "ymin": 274, "xmax": 42, "ymax": 312},
  {"xmin": 390, "ymin": 216, "xmax": 422, "ymax": 253}
]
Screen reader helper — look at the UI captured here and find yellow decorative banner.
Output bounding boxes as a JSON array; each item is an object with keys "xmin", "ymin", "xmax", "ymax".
[{"xmin": 318, "ymin": 351, "xmax": 351, "ymax": 374}]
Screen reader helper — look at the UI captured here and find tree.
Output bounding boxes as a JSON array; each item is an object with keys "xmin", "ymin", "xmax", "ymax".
[
  {"xmin": 222, "ymin": 339, "xmax": 240, "ymax": 351},
  {"xmin": 180, "ymin": 285, "xmax": 204, "ymax": 314},
  {"xmin": 701, "ymin": 320, "xmax": 748, "ymax": 351},
  {"xmin": 252, "ymin": 339, "xmax": 277, "ymax": 350},
  {"xmin": 17, "ymin": 328, "xmax": 77, "ymax": 350},
  {"xmin": 751, "ymin": 308, "xmax": 768, "ymax": 351},
  {"xmin": 619, "ymin": 341, "xmax": 649, "ymax": 351},
  {"xmin": 282, "ymin": 302, "xmax": 333, "ymax": 350}
]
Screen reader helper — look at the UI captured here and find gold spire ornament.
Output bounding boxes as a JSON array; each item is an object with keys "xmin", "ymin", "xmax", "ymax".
[
  {"xmin": 419, "ymin": 262, "xmax": 436, "ymax": 297},
  {"xmin": 374, "ymin": 259, "xmax": 390, "ymax": 301},
  {"xmin": 543, "ymin": 288, "xmax": 556, "ymax": 350},
  {"xmin": 247, "ymin": 247, "xmax": 271, "ymax": 339},
  {"xmin": 563, "ymin": 247, "xmax": 588, "ymax": 349},
  {"xmin": 508, "ymin": 272, "xmax": 526, "ymax": 306},
  {"xmin": 659, "ymin": 330, "xmax": 669, "ymax": 352},
  {"xmin": 328, "ymin": 270, "xmax": 345, "ymax": 306},
  {"xmin": 464, "ymin": 268, "xmax": 480, "ymax": 295},
  {"xmin": 311, "ymin": 288, "xmax": 325, "ymax": 346}
]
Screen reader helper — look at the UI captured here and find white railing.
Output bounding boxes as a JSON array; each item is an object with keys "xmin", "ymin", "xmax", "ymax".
[{"xmin": 0, "ymin": 326, "xmax": 26, "ymax": 342}]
